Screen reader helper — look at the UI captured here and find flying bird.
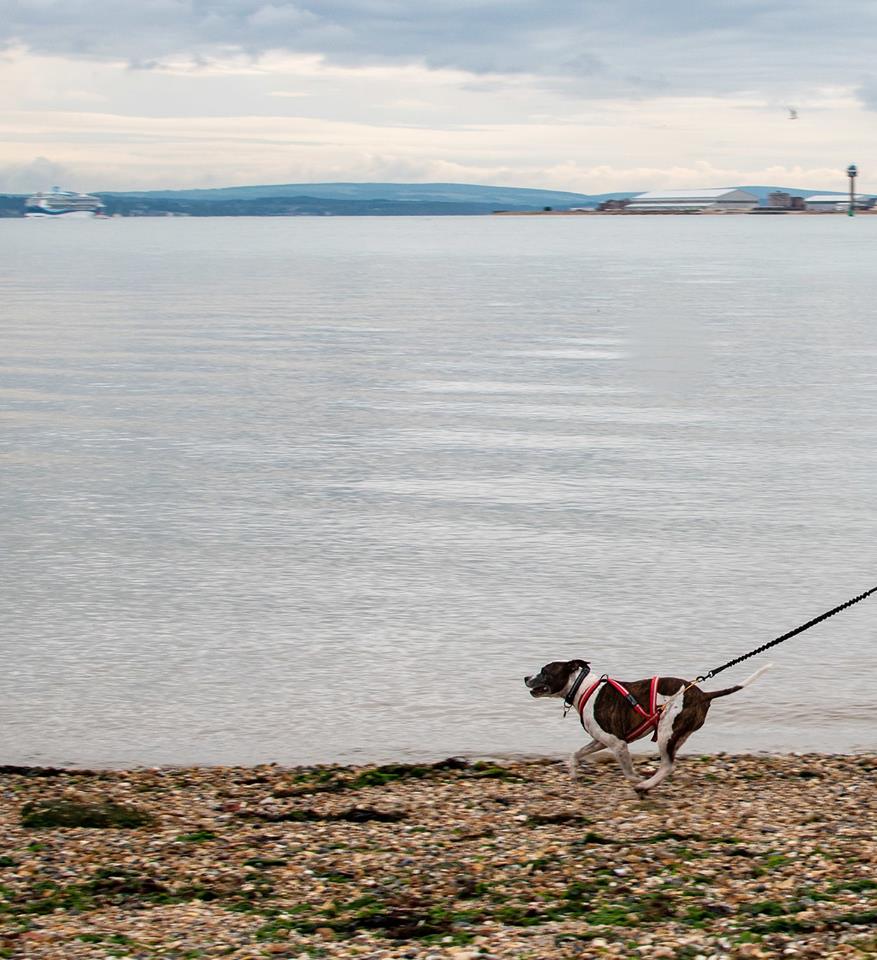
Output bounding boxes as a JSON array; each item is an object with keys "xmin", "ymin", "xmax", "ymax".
[{"xmin": 788, "ymin": 107, "xmax": 798, "ymax": 120}]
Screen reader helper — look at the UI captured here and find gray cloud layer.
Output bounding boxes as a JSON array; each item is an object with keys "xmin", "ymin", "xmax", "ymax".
[{"xmin": 4, "ymin": 0, "xmax": 877, "ymax": 97}]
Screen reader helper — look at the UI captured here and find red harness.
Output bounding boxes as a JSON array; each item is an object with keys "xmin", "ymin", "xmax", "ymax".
[{"xmin": 576, "ymin": 675, "xmax": 661, "ymax": 743}]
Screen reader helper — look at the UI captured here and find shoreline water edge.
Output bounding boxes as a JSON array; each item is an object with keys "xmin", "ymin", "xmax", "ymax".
[{"xmin": 1, "ymin": 754, "xmax": 874, "ymax": 959}]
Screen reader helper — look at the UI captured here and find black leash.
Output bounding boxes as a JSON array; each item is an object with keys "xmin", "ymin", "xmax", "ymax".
[{"xmin": 695, "ymin": 585, "xmax": 877, "ymax": 683}]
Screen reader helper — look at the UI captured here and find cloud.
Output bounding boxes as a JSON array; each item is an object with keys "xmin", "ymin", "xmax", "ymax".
[
  {"xmin": 0, "ymin": 155, "xmax": 71, "ymax": 192},
  {"xmin": 4, "ymin": 0, "xmax": 877, "ymax": 98},
  {"xmin": 2, "ymin": 4, "xmax": 876, "ymax": 194},
  {"xmin": 1, "ymin": 90, "xmax": 869, "ymax": 194},
  {"xmin": 857, "ymin": 78, "xmax": 877, "ymax": 111}
]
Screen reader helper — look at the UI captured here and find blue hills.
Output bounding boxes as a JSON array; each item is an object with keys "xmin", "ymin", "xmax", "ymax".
[
  {"xmin": 103, "ymin": 181, "xmax": 852, "ymax": 208},
  {"xmin": 102, "ymin": 181, "xmax": 605, "ymax": 208}
]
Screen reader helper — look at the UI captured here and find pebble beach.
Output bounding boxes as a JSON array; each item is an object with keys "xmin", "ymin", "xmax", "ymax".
[{"xmin": 0, "ymin": 754, "xmax": 875, "ymax": 959}]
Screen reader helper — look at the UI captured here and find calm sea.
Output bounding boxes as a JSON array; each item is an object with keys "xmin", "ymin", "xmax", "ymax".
[{"xmin": 1, "ymin": 215, "xmax": 875, "ymax": 767}]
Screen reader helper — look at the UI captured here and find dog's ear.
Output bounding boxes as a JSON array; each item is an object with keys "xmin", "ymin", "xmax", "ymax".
[{"xmin": 570, "ymin": 658, "xmax": 589, "ymax": 671}]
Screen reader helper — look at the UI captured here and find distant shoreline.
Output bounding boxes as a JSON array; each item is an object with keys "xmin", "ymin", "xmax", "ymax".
[
  {"xmin": 492, "ymin": 209, "xmax": 877, "ymax": 216},
  {"xmin": 4, "ymin": 208, "xmax": 874, "ymax": 219}
]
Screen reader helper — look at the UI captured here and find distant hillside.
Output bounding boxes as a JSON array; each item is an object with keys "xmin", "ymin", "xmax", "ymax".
[
  {"xmin": 95, "ymin": 181, "xmax": 865, "ymax": 211},
  {"xmin": 0, "ymin": 195, "xmax": 25, "ymax": 217},
  {"xmin": 94, "ymin": 194, "xmax": 515, "ymax": 217},
  {"xmin": 100, "ymin": 181, "xmax": 605, "ymax": 209}
]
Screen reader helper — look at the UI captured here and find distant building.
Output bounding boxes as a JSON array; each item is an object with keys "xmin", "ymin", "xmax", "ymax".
[
  {"xmin": 626, "ymin": 188, "xmax": 758, "ymax": 213},
  {"xmin": 765, "ymin": 191, "xmax": 806, "ymax": 211},
  {"xmin": 804, "ymin": 194, "xmax": 874, "ymax": 212},
  {"xmin": 596, "ymin": 199, "xmax": 630, "ymax": 211}
]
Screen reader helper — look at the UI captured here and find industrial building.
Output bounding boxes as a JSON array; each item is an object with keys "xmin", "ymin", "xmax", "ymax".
[
  {"xmin": 626, "ymin": 188, "xmax": 759, "ymax": 213},
  {"xmin": 804, "ymin": 194, "xmax": 874, "ymax": 212},
  {"xmin": 767, "ymin": 191, "xmax": 805, "ymax": 210}
]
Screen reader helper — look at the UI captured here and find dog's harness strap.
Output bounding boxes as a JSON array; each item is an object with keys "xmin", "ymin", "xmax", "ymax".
[
  {"xmin": 577, "ymin": 675, "xmax": 662, "ymax": 741},
  {"xmin": 575, "ymin": 678, "xmax": 605, "ymax": 729},
  {"xmin": 603, "ymin": 678, "xmax": 653, "ymax": 720},
  {"xmin": 624, "ymin": 675, "xmax": 661, "ymax": 742}
]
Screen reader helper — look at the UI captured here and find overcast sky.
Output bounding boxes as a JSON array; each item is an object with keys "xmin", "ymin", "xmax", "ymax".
[{"xmin": 2, "ymin": 0, "xmax": 876, "ymax": 193}]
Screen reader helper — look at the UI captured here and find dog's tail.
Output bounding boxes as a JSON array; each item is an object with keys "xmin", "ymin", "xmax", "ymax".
[{"xmin": 704, "ymin": 663, "xmax": 773, "ymax": 701}]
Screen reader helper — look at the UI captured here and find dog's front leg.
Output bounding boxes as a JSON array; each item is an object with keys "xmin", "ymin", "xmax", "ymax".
[
  {"xmin": 569, "ymin": 739, "xmax": 605, "ymax": 781},
  {"xmin": 606, "ymin": 741, "xmax": 641, "ymax": 785}
]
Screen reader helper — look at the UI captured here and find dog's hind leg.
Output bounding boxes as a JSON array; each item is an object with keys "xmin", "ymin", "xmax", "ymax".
[
  {"xmin": 634, "ymin": 713, "xmax": 702, "ymax": 795},
  {"xmin": 569, "ymin": 739, "xmax": 606, "ymax": 780},
  {"xmin": 633, "ymin": 741, "xmax": 676, "ymax": 795}
]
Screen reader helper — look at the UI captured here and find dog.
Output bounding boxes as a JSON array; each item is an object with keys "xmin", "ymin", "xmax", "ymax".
[{"xmin": 525, "ymin": 659, "xmax": 772, "ymax": 795}]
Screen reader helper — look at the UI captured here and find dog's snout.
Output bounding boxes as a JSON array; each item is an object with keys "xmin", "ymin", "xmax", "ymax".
[{"xmin": 524, "ymin": 675, "xmax": 531, "ymax": 683}]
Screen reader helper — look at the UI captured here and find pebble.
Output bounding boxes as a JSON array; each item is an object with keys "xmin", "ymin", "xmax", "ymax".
[{"xmin": 0, "ymin": 754, "xmax": 873, "ymax": 959}]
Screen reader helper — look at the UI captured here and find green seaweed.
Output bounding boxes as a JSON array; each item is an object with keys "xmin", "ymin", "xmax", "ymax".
[
  {"xmin": 346, "ymin": 764, "xmax": 436, "ymax": 789},
  {"xmin": 742, "ymin": 899, "xmax": 797, "ymax": 917},
  {"xmin": 254, "ymin": 895, "xmax": 476, "ymax": 942},
  {"xmin": 831, "ymin": 878, "xmax": 877, "ymax": 893},
  {"xmin": 468, "ymin": 763, "xmax": 523, "ymax": 781},
  {"xmin": 176, "ymin": 831, "xmax": 217, "ymax": 843},
  {"xmin": 21, "ymin": 801, "xmax": 152, "ymax": 830},
  {"xmin": 243, "ymin": 806, "xmax": 406, "ymax": 824},
  {"xmin": 526, "ymin": 812, "xmax": 592, "ymax": 827},
  {"xmin": 749, "ymin": 909, "xmax": 877, "ymax": 934},
  {"xmin": 569, "ymin": 831, "xmax": 617, "ymax": 846},
  {"xmin": 278, "ymin": 758, "xmax": 471, "ymax": 795},
  {"xmin": 0, "ymin": 868, "xmax": 224, "ymax": 917}
]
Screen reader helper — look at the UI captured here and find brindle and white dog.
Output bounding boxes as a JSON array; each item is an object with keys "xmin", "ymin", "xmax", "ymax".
[{"xmin": 525, "ymin": 659, "xmax": 772, "ymax": 795}]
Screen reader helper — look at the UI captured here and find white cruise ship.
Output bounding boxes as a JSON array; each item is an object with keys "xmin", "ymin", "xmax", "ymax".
[{"xmin": 25, "ymin": 187, "xmax": 105, "ymax": 218}]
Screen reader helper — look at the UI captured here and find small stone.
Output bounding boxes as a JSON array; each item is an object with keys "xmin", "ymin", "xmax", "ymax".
[{"xmin": 737, "ymin": 946, "xmax": 766, "ymax": 959}]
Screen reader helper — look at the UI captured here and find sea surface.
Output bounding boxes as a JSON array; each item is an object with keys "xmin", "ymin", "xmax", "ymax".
[{"xmin": 2, "ymin": 215, "xmax": 876, "ymax": 768}]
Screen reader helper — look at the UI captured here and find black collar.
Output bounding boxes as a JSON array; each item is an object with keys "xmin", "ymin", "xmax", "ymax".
[{"xmin": 563, "ymin": 665, "xmax": 591, "ymax": 713}]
